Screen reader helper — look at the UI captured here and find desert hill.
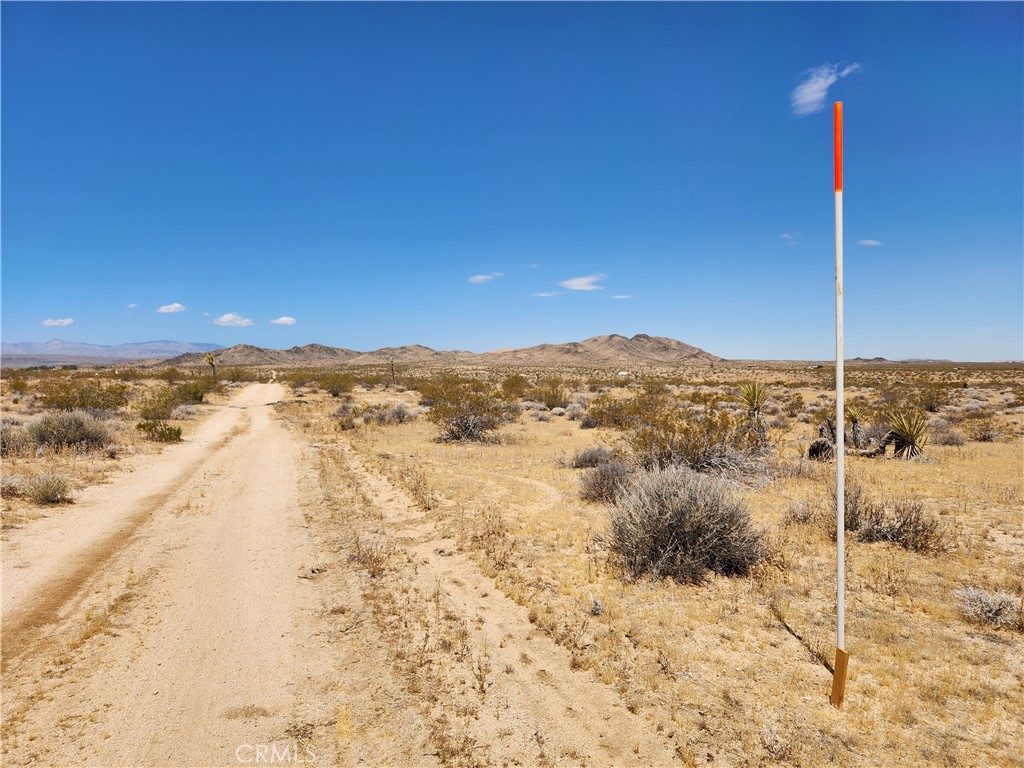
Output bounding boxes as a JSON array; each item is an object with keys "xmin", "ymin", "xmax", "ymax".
[
  {"xmin": 1, "ymin": 339, "xmax": 222, "ymax": 361},
  {"xmin": 162, "ymin": 334, "xmax": 720, "ymax": 368}
]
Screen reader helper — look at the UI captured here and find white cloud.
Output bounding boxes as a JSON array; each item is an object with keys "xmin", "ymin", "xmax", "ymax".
[
  {"xmin": 270, "ymin": 316, "xmax": 297, "ymax": 325},
  {"xmin": 532, "ymin": 292, "xmax": 561, "ymax": 298},
  {"xmin": 42, "ymin": 318, "xmax": 74, "ymax": 327},
  {"xmin": 560, "ymin": 274, "xmax": 606, "ymax": 291},
  {"xmin": 791, "ymin": 63, "xmax": 861, "ymax": 117},
  {"xmin": 157, "ymin": 302, "xmax": 186, "ymax": 313},
  {"xmin": 611, "ymin": 295, "xmax": 633, "ymax": 300},
  {"xmin": 858, "ymin": 239, "xmax": 881, "ymax": 246},
  {"xmin": 213, "ymin": 313, "xmax": 254, "ymax": 327},
  {"xmin": 780, "ymin": 232, "xmax": 801, "ymax": 246},
  {"xmin": 127, "ymin": 303, "xmax": 137, "ymax": 309},
  {"xmin": 468, "ymin": 272, "xmax": 504, "ymax": 284}
]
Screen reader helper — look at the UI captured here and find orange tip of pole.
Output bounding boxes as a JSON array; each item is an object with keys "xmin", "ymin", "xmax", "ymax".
[{"xmin": 834, "ymin": 102, "xmax": 843, "ymax": 192}]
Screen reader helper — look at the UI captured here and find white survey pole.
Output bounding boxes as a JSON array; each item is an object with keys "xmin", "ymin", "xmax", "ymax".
[{"xmin": 830, "ymin": 101, "xmax": 849, "ymax": 709}]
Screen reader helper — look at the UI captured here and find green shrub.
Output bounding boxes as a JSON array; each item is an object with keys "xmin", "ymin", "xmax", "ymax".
[
  {"xmin": 318, "ymin": 372, "xmax": 355, "ymax": 397},
  {"xmin": 35, "ymin": 378, "xmax": 130, "ymax": 411},
  {"xmin": 136, "ymin": 420, "xmax": 183, "ymax": 442},
  {"xmin": 25, "ymin": 410, "xmax": 112, "ymax": 450},
  {"xmin": 626, "ymin": 407, "xmax": 765, "ymax": 472},
  {"xmin": 420, "ymin": 373, "xmax": 514, "ymax": 442},
  {"xmin": 608, "ymin": 466, "xmax": 765, "ymax": 584},
  {"xmin": 533, "ymin": 377, "xmax": 570, "ymax": 410},
  {"xmin": 24, "ymin": 473, "xmax": 73, "ymax": 504},
  {"xmin": 500, "ymin": 374, "xmax": 530, "ymax": 401}
]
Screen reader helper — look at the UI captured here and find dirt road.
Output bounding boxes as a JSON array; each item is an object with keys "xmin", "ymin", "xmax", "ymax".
[{"xmin": 2, "ymin": 383, "xmax": 676, "ymax": 766}]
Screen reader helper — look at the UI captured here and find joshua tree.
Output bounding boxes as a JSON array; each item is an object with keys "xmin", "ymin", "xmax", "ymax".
[{"xmin": 204, "ymin": 352, "xmax": 217, "ymax": 382}]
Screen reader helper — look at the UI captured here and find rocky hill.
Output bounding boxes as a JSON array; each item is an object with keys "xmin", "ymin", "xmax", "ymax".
[{"xmin": 162, "ymin": 334, "xmax": 719, "ymax": 368}]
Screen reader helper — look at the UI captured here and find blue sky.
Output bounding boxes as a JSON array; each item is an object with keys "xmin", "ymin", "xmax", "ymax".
[{"xmin": 2, "ymin": 2, "xmax": 1021, "ymax": 361}]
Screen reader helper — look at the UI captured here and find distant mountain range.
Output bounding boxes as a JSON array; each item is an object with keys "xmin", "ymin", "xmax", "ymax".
[
  {"xmin": 1, "ymin": 339, "xmax": 223, "ymax": 363},
  {"xmin": 164, "ymin": 334, "xmax": 721, "ymax": 368}
]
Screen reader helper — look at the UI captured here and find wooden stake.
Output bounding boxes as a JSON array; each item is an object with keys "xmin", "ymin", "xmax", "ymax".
[{"xmin": 830, "ymin": 647, "xmax": 850, "ymax": 708}]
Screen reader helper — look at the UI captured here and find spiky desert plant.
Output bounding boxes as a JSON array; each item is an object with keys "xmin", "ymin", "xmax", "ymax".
[
  {"xmin": 738, "ymin": 382, "xmax": 769, "ymax": 443},
  {"xmin": 886, "ymin": 409, "xmax": 928, "ymax": 460},
  {"xmin": 204, "ymin": 351, "xmax": 217, "ymax": 382},
  {"xmin": 846, "ymin": 403, "xmax": 867, "ymax": 449}
]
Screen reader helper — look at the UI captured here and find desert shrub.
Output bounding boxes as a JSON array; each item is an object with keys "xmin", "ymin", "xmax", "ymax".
[
  {"xmin": 587, "ymin": 391, "xmax": 664, "ymax": 430},
  {"xmin": 782, "ymin": 391, "xmax": 804, "ymax": 418},
  {"xmin": 580, "ymin": 414, "xmax": 599, "ymax": 429},
  {"xmin": 607, "ymin": 466, "xmax": 765, "ymax": 584},
  {"xmin": 170, "ymin": 404, "xmax": 199, "ymax": 420},
  {"xmin": 915, "ymin": 385, "xmax": 953, "ymax": 413},
  {"xmin": 1, "ymin": 421, "xmax": 30, "ymax": 457},
  {"xmin": 953, "ymin": 586, "xmax": 1023, "ymax": 630},
  {"xmin": 964, "ymin": 415, "xmax": 1003, "ymax": 442},
  {"xmin": 35, "ymin": 377, "xmax": 130, "ymax": 411},
  {"xmin": 580, "ymin": 461, "xmax": 630, "ymax": 503},
  {"xmin": 533, "ymin": 377, "xmax": 570, "ymax": 410},
  {"xmin": 1, "ymin": 474, "xmax": 26, "ymax": 498},
  {"xmin": 627, "ymin": 407, "xmax": 765, "ymax": 473},
  {"xmin": 500, "ymin": 374, "xmax": 530, "ymax": 400},
  {"xmin": 928, "ymin": 417, "xmax": 966, "ymax": 446},
  {"xmin": 172, "ymin": 379, "xmax": 212, "ymax": 405},
  {"xmin": 25, "ymin": 410, "xmax": 111, "ymax": 450},
  {"xmin": 565, "ymin": 403, "xmax": 586, "ymax": 421},
  {"xmin": 24, "ymin": 473, "xmax": 73, "ymax": 504},
  {"xmin": 571, "ymin": 445, "xmax": 616, "ymax": 468},
  {"xmin": 136, "ymin": 420, "xmax": 183, "ymax": 442},
  {"xmin": 421, "ymin": 373, "xmax": 515, "ymax": 442},
  {"xmin": 318, "ymin": 372, "xmax": 355, "ymax": 397},
  {"xmin": 333, "ymin": 403, "xmax": 357, "ymax": 430},
  {"xmin": 362, "ymin": 402, "xmax": 416, "ymax": 426},
  {"xmin": 532, "ymin": 412, "xmax": 551, "ymax": 422},
  {"xmin": 6, "ymin": 376, "xmax": 30, "ymax": 395},
  {"xmin": 825, "ymin": 475, "xmax": 880, "ymax": 540},
  {"xmin": 858, "ymin": 497, "xmax": 953, "ymax": 554}
]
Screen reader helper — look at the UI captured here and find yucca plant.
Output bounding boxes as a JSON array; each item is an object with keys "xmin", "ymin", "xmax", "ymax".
[
  {"xmin": 738, "ymin": 382, "xmax": 769, "ymax": 444},
  {"xmin": 885, "ymin": 410, "xmax": 928, "ymax": 460},
  {"xmin": 845, "ymin": 403, "xmax": 867, "ymax": 449}
]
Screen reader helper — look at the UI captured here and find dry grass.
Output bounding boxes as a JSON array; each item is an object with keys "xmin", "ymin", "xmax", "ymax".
[{"xmin": 280, "ymin": 362, "xmax": 1023, "ymax": 767}]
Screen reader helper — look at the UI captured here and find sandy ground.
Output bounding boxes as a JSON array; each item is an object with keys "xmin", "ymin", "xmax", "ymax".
[{"xmin": 2, "ymin": 383, "xmax": 674, "ymax": 766}]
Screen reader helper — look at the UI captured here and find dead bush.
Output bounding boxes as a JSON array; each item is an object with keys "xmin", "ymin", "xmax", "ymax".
[
  {"xmin": 607, "ymin": 466, "xmax": 765, "ymax": 584},
  {"xmin": 858, "ymin": 497, "xmax": 954, "ymax": 554},
  {"xmin": 579, "ymin": 461, "xmax": 630, "ymax": 504},
  {"xmin": 953, "ymin": 586, "xmax": 1023, "ymax": 631},
  {"xmin": 571, "ymin": 445, "xmax": 616, "ymax": 468}
]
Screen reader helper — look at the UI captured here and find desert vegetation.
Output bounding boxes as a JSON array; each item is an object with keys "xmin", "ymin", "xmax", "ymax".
[{"xmin": 3, "ymin": 358, "xmax": 1022, "ymax": 766}]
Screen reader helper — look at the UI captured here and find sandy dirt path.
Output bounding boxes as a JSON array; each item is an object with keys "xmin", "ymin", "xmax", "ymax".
[{"xmin": 2, "ymin": 384, "xmax": 338, "ymax": 766}]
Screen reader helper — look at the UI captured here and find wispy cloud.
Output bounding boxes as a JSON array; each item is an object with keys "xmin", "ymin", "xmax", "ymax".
[
  {"xmin": 560, "ymin": 274, "xmax": 605, "ymax": 291},
  {"xmin": 270, "ymin": 316, "xmax": 297, "ymax": 325},
  {"xmin": 42, "ymin": 318, "xmax": 74, "ymax": 327},
  {"xmin": 126, "ymin": 303, "xmax": 137, "ymax": 309},
  {"xmin": 468, "ymin": 272, "xmax": 504, "ymax": 284},
  {"xmin": 857, "ymin": 239, "xmax": 881, "ymax": 246},
  {"xmin": 611, "ymin": 295, "xmax": 633, "ymax": 300},
  {"xmin": 532, "ymin": 292, "xmax": 561, "ymax": 298},
  {"xmin": 157, "ymin": 302, "xmax": 186, "ymax": 313},
  {"xmin": 791, "ymin": 63, "xmax": 861, "ymax": 117},
  {"xmin": 213, "ymin": 313, "xmax": 254, "ymax": 327},
  {"xmin": 780, "ymin": 232, "xmax": 801, "ymax": 246}
]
